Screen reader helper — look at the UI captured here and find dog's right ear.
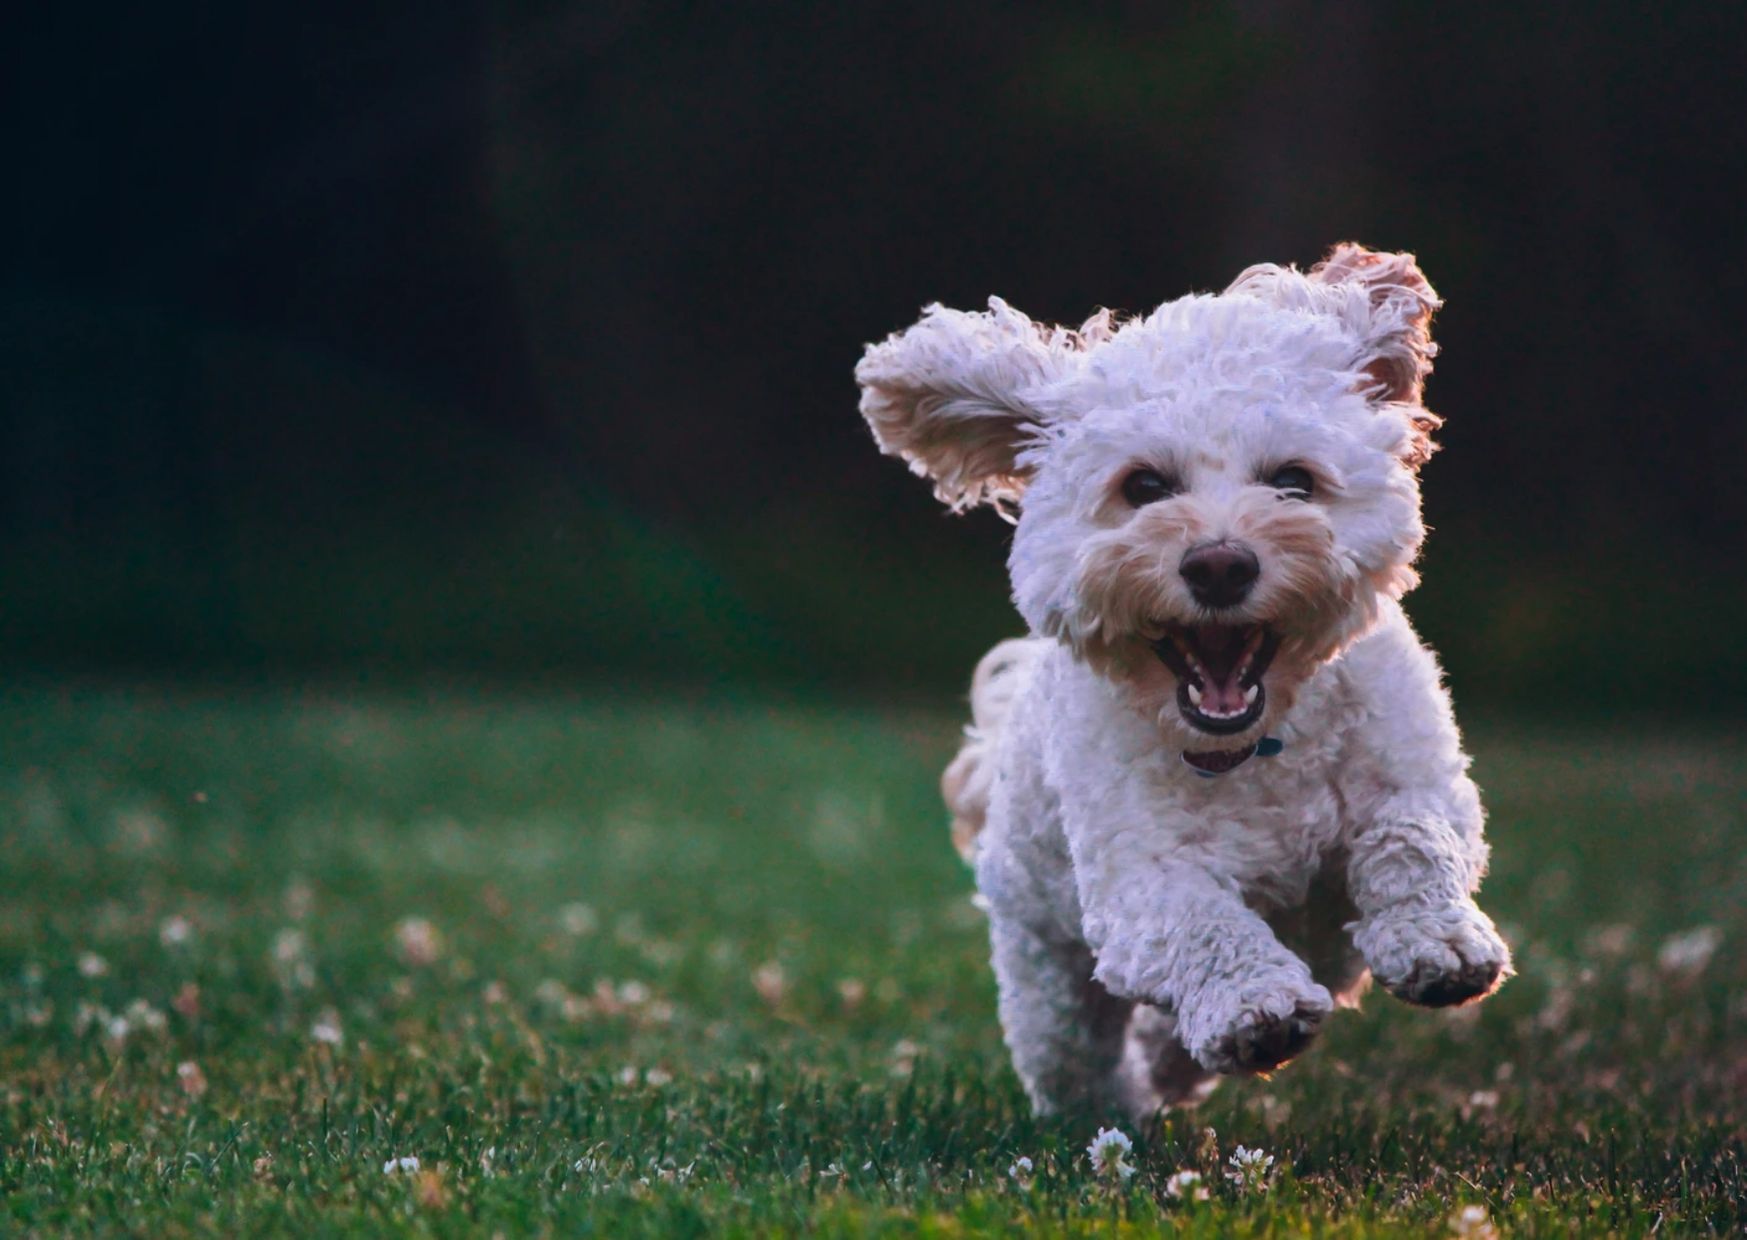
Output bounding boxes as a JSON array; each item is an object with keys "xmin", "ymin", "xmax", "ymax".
[{"xmin": 856, "ymin": 298, "xmax": 1075, "ymax": 511}]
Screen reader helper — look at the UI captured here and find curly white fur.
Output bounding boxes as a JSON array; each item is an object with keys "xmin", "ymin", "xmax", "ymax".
[{"xmin": 858, "ymin": 244, "xmax": 1512, "ymax": 1119}]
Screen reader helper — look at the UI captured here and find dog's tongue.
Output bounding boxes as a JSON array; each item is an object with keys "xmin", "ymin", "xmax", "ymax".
[{"xmin": 1192, "ymin": 625, "xmax": 1248, "ymax": 714}]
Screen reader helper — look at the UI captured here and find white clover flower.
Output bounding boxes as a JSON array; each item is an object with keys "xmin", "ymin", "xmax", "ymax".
[
  {"xmin": 383, "ymin": 1155, "xmax": 421, "ymax": 1175},
  {"xmin": 836, "ymin": 978, "xmax": 867, "ymax": 1009},
  {"xmin": 1086, "ymin": 1126, "xmax": 1135, "ymax": 1181},
  {"xmin": 1657, "ymin": 926, "xmax": 1722, "ymax": 976},
  {"xmin": 271, "ymin": 929, "xmax": 315, "ymax": 989},
  {"xmin": 1165, "ymin": 1168, "xmax": 1209, "ymax": 1201},
  {"xmin": 123, "ymin": 999, "xmax": 167, "ymax": 1035},
  {"xmin": 1008, "ymin": 1155, "xmax": 1034, "ymax": 1181},
  {"xmin": 752, "ymin": 961, "xmax": 786, "ymax": 1006},
  {"xmin": 176, "ymin": 1060, "xmax": 209, "ymax": 1100},
  {"xmin": 1466, "ymin": 1088, "xmax": 1500, "ymax": 1113},
  {"xmin": 617, "ymin": 980, "xmax": 652, "ymax": 1007},
  {"xmin": 1225, "ymin": 1144, "xmax": 1275, "ymax": 1191},
  {"xmin": 159, "ymin": 916, "xmax": 194, "ymax": 947},
  {"xmin": 1449, "ymin": 1203, "xmax": 1499, "ymax": 1238},
  {"xmin": 73, "ymin": 1001, "xmax": 106, "ymax": 1037},
  {"xmin": 644, "ymin": 1067, "xmax": 673, "ymax": 1087},
  {"xmin": 78, "ymin": 952, "xmax": 109, "ymax": 979},
  {"xmin": 272, "ymin": 929, "xmax": 307, "ymax": 964},
  {"xmin": 393, "ymin": 917, "xmax": 443, "ymax": 967},
  {"xmin": 559, "ymin": 902, "xmax": 598, "ymax": 936},
  {"xmin": 310, "ymin": 1010, "xmax": 344, "ymax": 1046}
]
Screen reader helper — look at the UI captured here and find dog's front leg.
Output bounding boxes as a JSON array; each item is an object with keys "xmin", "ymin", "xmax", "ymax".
[
  {"xmin": 1081, "ymin": 862, "xmax": 1332, "ymax": 1075},
  {"xmin": 1345, "ymin": 809, "xmax": 1513, "ymax": 1007}
]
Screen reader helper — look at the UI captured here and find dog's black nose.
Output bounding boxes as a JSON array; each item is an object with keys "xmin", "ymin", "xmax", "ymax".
[{"xmin": 1180, "ymin": 541, "xmax": 1260, "ymax": 608}]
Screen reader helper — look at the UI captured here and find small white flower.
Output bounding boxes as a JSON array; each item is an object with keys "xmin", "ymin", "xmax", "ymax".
[
  {"xmin": 644, "ymin": 1067, "xmax": 673, "ymax": 1087},
  {"xmin": 123, "ymin": 999, "xmax": 167, "ymax": 1035},
  {"xmin": 177, "ymin": 1060, "xmax": 209, "ymax": 1099},
  {"xmin": 1086, "ymin": 1126, "xmax": 1136, "ymax": 1181},
  {"xmin": 836, "ymin": 977, "xmax": 867, "ymax": 1009},
  {"xmin": 559, "ymin": 902, "xmax": 598, "ymax": 936},
  {"xmin": 1450, "ymin": 1202, "xmax": 1499, "ymax": 1238},
  {"xmin": 383, "ymin": 1155, "xmax": 421, "ymax": 1175},
  {"xmin": 272, "ymin": 929, "xmax": 308, "ymax": 964},
  {"xmin": 78, "ymin": 952, "xmax": 109, "ymax": 978},
  {"xmin": 1658, "ymin": 926, "xmax": 1722, "ymax": 976},
  {"xmin": 393, "ymin": 917, "xmax": 443, "ymax": 966},
  {"xmin": 310, "ymin": 1010, "xmax": 344, "ymax": 1046},
  {"xmin": 1165, "ymin": 1168, "xmax": 1209, "ymax": 1201},
  {"xmin": 73, "ymin": 1001, "xmax": 106, "ymax": 1036},
  {"xmin": 1008, "ymin": 1155, "xmax": 1034, "ymax": 1180},
  {"xmin": 617, "ymin": 980, "xmax": 651, "ymax": 1006},
  {"xmin": 159, "ymin": 916, "xmax": 194, "ymax": 947},
  {"xmin": 752, "ymin": 961, "xmax": 786, "ymax": 1006},
  {"xmin": 1225, "ymin": 1144, "xmax": 1275, "ymax": 1191}
]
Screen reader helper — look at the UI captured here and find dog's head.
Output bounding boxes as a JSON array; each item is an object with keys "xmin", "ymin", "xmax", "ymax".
[{"xmin": 857, "ymin": 244, "xmax": 1442, "ymax": 756}]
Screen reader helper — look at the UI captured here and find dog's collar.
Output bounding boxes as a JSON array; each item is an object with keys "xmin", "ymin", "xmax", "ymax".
[{"xmin": 1182, "ymin": 735, "xmax": 1284, "ymax": 777}]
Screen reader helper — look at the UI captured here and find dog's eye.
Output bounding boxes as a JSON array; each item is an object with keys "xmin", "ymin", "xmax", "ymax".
[
  {"xmin": 1269, "ymin": 465, "xmax": 1314, "ymax": 498},
  {"xmin": 1121, "ymin": 469, "xmax": 1178, "ymax": 508}
]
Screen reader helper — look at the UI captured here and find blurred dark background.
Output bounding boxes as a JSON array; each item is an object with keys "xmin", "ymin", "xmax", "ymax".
[{"xmin": 5, "ymin": 3, "xmax": 1742, "ymax": 708}]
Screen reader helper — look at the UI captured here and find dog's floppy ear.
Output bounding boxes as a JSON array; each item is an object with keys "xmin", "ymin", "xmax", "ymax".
[
  {"xmin": 856, "ymin": 298, "xmax": 1075, "ymax": 511},
  {"xmin": 1231, "ymin": 243, "xmax": 1443, "ymax": 467},
  {"xmin": 1308, "ymin": 243, "xmax": 1440, "ymax": 406}
]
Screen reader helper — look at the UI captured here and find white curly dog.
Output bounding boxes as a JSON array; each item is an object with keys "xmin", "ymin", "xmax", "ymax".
[{"xmin": 856, "ymin": 244, "xmax": 1512, "ymax": 1120}]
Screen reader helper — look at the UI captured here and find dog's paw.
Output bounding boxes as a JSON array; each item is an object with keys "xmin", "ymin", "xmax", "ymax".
[
  {"xmin": 1356, "ymin": 902, "xmax": 1512, "ymax": 1008},
  {"xmin": 1187, "ymin": 981, "xmax": 1332, "ymax": 1076}
]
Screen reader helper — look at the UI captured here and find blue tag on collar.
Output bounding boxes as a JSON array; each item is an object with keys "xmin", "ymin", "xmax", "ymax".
[{"xmin": 1256, "ymin": 736, "xmax": 1284, "ymax": 757}]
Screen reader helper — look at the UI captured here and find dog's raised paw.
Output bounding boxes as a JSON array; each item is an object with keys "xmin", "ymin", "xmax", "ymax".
[
  {"xmin": 1230, "ymin": 1005, "xmax": 1322, "ymax": 1072},
  {"xmin": 1357, "ymin": 902, "xmax": 1513, "ymax": 1009},
  {"xmin": 1388, "ymin": 955, "xmax": 1502, "ymax": 1007},
  {"xmin": 1192, "ymin": 986, "xmax": 1331, "ymax": 1075}
]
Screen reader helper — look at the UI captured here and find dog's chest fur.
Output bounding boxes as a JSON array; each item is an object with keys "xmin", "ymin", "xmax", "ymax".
[{"xmin": 987, "ymin": 629, "xmax": 1380, "ymax": 942}]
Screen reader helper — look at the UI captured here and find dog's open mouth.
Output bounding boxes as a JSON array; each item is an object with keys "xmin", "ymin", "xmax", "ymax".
[{"xmin": 1151, "ymin": 623, "xmax": 1280, "ymax": 735}]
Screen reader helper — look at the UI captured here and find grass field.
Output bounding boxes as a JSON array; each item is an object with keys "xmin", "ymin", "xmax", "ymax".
[{"xmin": 0, "ymin": 684, "xmax": 1743, "ymax": 1236}]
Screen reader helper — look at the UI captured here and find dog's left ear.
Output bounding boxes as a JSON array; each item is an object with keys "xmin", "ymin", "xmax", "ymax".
[
  {"xmin": 1308, "ymin": 243, "xmax": 1440, "ymax": 403},
  {"xmin": 1232, "ymin": 243, "xmax": 1443, "ymax": 467},
  {"xmin": 856, "ymin": 298, "xmax": 1078, "ymax": 511}
]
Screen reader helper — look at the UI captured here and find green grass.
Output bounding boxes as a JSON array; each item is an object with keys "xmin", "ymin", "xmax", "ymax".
[{"xmin": 0, "ymin": 684, "xmax": 1743, "ymax": 1236}]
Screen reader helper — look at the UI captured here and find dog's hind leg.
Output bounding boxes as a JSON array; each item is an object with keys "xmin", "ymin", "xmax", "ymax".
[
  {"xmin": 988, "ymin": 915, "xmax": 1130, "ymax": 1116},
  {"xmin": 1117, "ymin": 1004, "xmax": 1218, "ymax": 1123}
]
